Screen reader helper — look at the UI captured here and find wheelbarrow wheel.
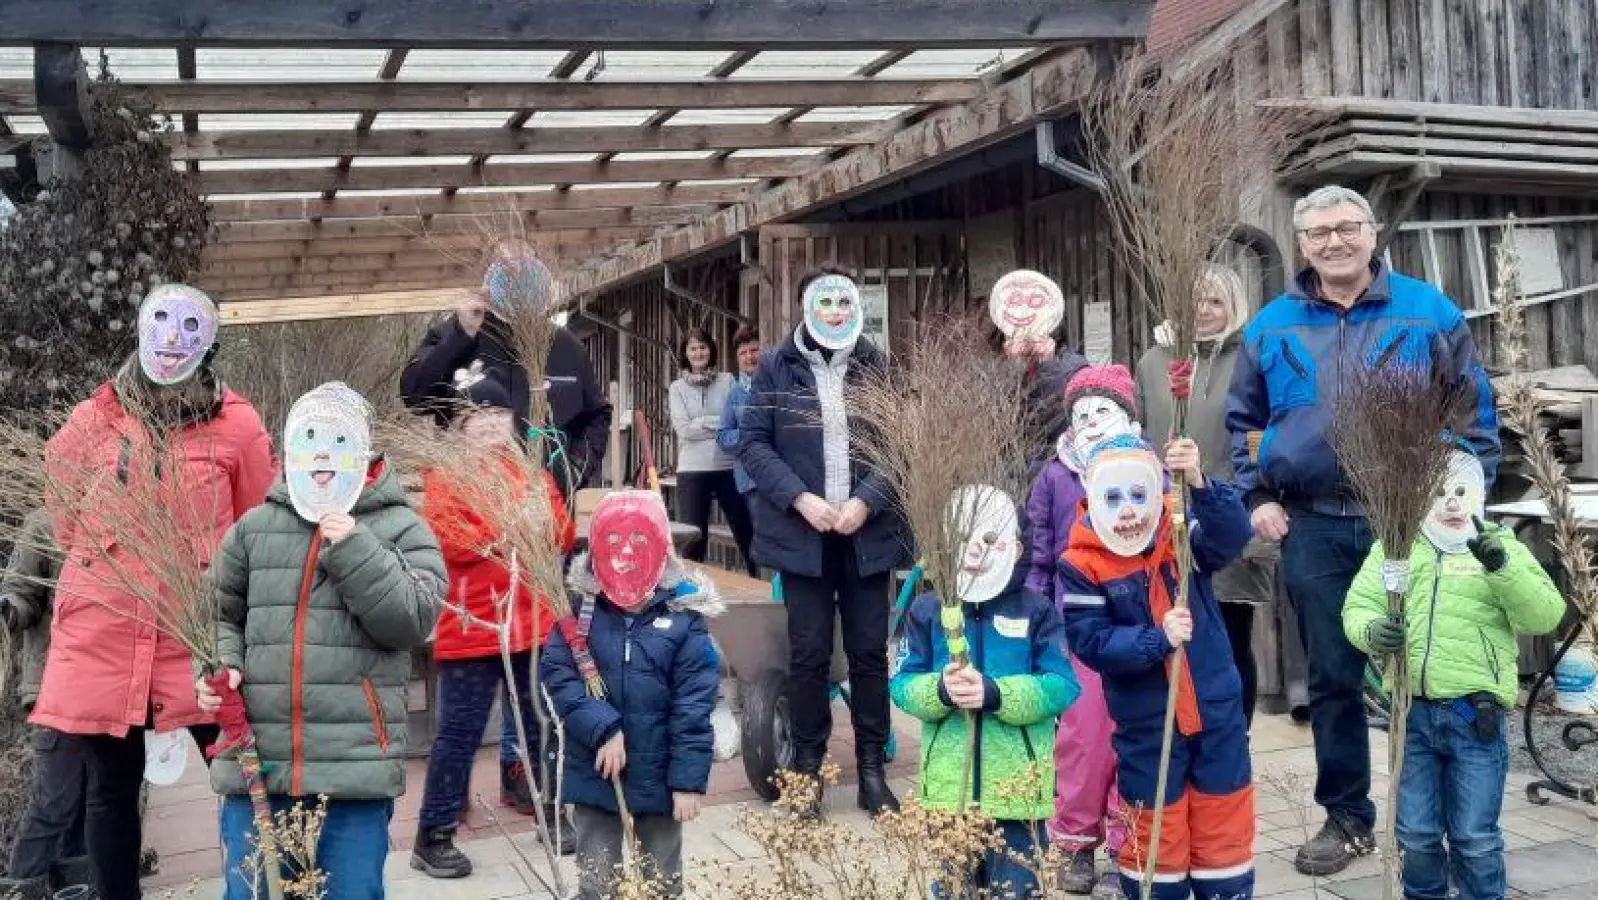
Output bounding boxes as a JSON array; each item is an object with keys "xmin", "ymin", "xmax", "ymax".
[{"xmin": 740, "ymin": 669, "xmax": 794, "ymax": 802}]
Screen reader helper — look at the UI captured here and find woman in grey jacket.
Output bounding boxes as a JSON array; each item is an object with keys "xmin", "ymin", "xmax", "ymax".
[{"xmin": 669, "ymin": 327, "xmax": 755, "ymax": 573}]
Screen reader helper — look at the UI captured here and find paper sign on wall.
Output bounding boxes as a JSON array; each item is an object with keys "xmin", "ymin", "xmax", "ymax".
[
  {"xmin": 861, "ymin": 283, "xmax": 890, "ymax": 356},
  {"xmin": 1084, "ymin": 301, "xmax": 1112, "ymax": 364}
]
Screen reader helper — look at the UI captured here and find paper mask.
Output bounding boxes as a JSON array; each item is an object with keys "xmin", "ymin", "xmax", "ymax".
[
  {"xmin": 1423, "ymin": 450, "xmax": 1486, "ymax": 554},
  {"xmin": 284, "ymin": 382, "xmax": 373, "ymax": 523},
  {"xmin": 137, "ymin": 284, "xmax": 218, "ymax": 385},
  {"xmin": 946, "ymin": 485, "xmax": 1020, "ymax": 605},
  {"xmin": 1063, "ymin": 396, "xmax": 1140, "ymax": 472},
  {"xmin": 801, "ymin": 274, "xmax": 864, "ymax": 351},
  {"xmin": 989, "ymin": 269, "xmax": 1064, "ymax": 340},
  {"xmin": 590, "ymin": 490, "xmax": 671, "ymax": 612},
  {"xmin": 143, "ymin": 730, "xmax": 190, "ymax": 786},
  {"xmin": 1086, "ymin": 441, "xmax": 1164, "ymax": 557},
  {"xmin": 483, "ymin": 253, "xmax": 554, "ymax": 317}
]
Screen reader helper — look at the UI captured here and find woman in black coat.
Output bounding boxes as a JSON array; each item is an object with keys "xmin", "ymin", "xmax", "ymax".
[{"xmin": 737, "ymin": 268, "xmax": 910, "ymax": 817}]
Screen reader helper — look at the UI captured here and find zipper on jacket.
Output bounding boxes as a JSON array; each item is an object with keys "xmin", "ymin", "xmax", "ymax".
[
  {"xmin": 1478, "ymin": 628, "xmax": 1501, "ymax": 684},
  {"xmin": 922, "ymin": 718, "xmax": 947, "ymax": 803},
  {"xmin": 970, "ymin": 606, "xmax": 986, "ymax": 805},
  {"xmin": 1338, "ymin": 317, "xmax": 1350, "ymax": 516},
  {"xmin": 1372, "ymin": 329, "xmax": 1410, "ymax": 371},
  {"xmin": 1418, "ymin": 546, "xmax": 1444, "ymax": 699},
  {"xmin": 361, "ymin": 676, "xmax": 390, "ymax": 754},
  {"xmin": 1281, "ymin": 342, "xmax": 1309, "ymax": 380},
  {"xmin": 289, "ymin": 528, "xmax": 324, "ymax": 796}
]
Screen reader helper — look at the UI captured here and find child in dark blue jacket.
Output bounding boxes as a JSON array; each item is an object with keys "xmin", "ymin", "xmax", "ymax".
[
  {"xmin": 540, "ymin": 492, "xmax": 722, "ymax": 900},
  {"xmin": 1057, "ymin": 435, "xmax": 1255, "ymax": 900}
]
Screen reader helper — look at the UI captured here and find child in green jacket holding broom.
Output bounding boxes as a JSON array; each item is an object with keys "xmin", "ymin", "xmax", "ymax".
[
  {"xmin": 1343, "ymin": 450, "xmax": 1563, "ymax": 900},
  {"xmin": 892, "ymin": 485, "xmax": 1079, "ymax": 898}
]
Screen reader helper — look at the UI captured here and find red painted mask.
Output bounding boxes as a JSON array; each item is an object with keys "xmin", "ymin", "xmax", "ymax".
[{"xmin": 590, "ymin": 491, "xmax": 671, "ymax": 612}]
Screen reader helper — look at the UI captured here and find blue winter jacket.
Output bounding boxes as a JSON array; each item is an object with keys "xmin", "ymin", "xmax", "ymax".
[
  {"xmin": 1057, "ymin": 480, "xmax": 1252, "ymax": 735},
  {"xmin": 717, "ymin": 373, "xmax": 755, "ymax": 495},
  {"xmin": 540, "ymin": 558, "xmax": 721, "ymax": 817},
  {"xmin": 737, "ymin": 328, "xmax": 911, "ymax": 578},
  {"xmin": 1224, "ymin": 263, "xmax": 1500, "ymax": 514}
]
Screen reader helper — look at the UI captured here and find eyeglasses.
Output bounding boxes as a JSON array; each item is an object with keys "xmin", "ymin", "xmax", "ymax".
[{"xmin": 1298, "ymin": 220, "xmax": 1370, "ymax": 247}]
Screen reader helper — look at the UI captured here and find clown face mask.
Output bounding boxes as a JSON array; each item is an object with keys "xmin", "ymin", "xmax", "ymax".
[
  {"xmin": 283, "ymin": 383, "xmax": 373, "ymax": 524},
  {"xmin": 483, "ymin": 253, "xmax": 554, "ymax": 318},
  {"xmin": 137, "ymin": 284, "xmax": 219, "ymax": 385},
  {"xmin": 590, "ymin": 490, "xmax": 671, "ymax": 612},
  {"xmin": 1086, "ymin": 445, "xmax": 1164, "ymax": 557},
  {"xmin": 1067, "ymin": 397, "xmax": 1139, "ymax": 470},
  {"xmin": 1423, "ymin": 451, "xmax": 1486, "ymax": 554},
  {"xmin": 989, "ymin": 269, "xmax": 1065, "ymax": 340},
  {"xmin": 801, "ymin": 274, "xmax": 863, "ymax": 351},
  {"xmin": 947, "ymin": 485, "xmax": 1020, "ymax": 605}
]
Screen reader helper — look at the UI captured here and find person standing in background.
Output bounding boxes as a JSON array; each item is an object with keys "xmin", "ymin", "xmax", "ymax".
[
  {"xmin": 718, "ymin": 325, "xmax": 764, "ymax": 512},
  {"xmin": 670, "ymin": 327, "xmax": 756, "ymax": 575}
]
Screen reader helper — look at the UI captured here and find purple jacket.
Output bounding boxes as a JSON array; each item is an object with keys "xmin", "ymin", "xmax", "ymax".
[{"xmin": 1025, "ymin": 457, "xmax": 1086, "ymax": 597}]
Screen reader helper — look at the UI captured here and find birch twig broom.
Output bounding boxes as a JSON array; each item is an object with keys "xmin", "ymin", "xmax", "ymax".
[
  {"xmin": 1079, "ymin": 48, "xmax": 1300, "ymax": 899},
  {"xmin": 1331, "ymin": 365, "xmax": 1472, "ymax": 900}
]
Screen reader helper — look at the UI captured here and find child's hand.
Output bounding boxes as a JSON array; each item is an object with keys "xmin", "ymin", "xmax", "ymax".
[
  {"xmin": 942, "ymin": 663, "xmax": 986, "ymax": 710},
  {"xmin": 1467, "ymin": 516, "xmax": 1508, "ymax": 573},
  {"xmin": 321, "ymin": 512, "xmax": 357, "ymax": 545},
  {"xmin": 195, "ymin": 668, "xmax": 242, "ymax": 713},
  {"xmin": 672, "ymin": 792, "xmax": 702, "ymax": 823},
  {"xmin": 1161, "ymin": 608, "xmax": 1194, "ymax": 647},
  {"xmin": 595, "ymin": 731, "xmax": 627, "ymax": 780},
  {"xmin": 1365, "ymin": 613, "xmax": 1406, "ymax": 655},
  {"xmin": 1164, "ymin": 439, "xmax": 1206, "ymax": 489}
]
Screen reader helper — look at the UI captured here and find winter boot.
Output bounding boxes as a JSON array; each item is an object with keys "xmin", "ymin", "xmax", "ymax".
[
  {"xmin": 410, "ymin": 827, "xmax": 473, "ymax": 879},
  {"xmin": 1090, "ymin": 862, "xmax": 1121, "ymax": 900},
  {"xmin": 499, "ymin": 761, "xmax": 539, "ymax": 815},
  {"xmin": 539, "ymin": 804, "xmax": 577, "ymax": 855},
  {"xmin": 790, "ymin": 747, "xmax": 826, "ymax": 820},
  {"xmin": 1293, "ymin": 815, "xmax": 1375, "ymax": 876},
  {"xmin": 0, "ymin": 875, "xmax": 52, "ymax": 900},
  {"xmin": 1056, "ymin": 849, "xmax": 1097, "ymax": 895},
  {"xmin": 855, "ymin": 750, "xmax": 900, "ymax": 817},
  {"xmin": 50, "ymin": 857, "xmax": 95, "ymax": 895}
]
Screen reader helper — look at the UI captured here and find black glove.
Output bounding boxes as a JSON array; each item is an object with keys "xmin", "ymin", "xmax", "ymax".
[
  {"xmin": 1466, "ymin": 515, "xmax": 1508, "ymax": 573},
  {"xmin": 1365, "ymin": 613, "xmax": 1405, "ymax": 656}
]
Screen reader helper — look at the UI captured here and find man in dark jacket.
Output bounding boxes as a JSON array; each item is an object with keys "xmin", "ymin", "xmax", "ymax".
[
  {"xmin": 400, "ymin": 290, "xmax": 612, "ymax": 498},
  {"xmin": 1224, "ymin": 185, "xmax": 1500, "ymax": 877}
]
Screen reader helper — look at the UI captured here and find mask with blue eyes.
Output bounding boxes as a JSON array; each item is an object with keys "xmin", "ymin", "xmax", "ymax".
[
  {"xmin": 1085, "ymin": 446, "xmax": 1164, "ymax": 557},
  {"xmin": 283, "ymin": 382, "xmax": 373, "ymax": 523}
]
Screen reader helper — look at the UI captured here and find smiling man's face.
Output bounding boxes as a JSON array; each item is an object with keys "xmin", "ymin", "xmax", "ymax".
[{"xmin": 1297, "ymin": 201, "xmax": 1377, "ymax": 286}]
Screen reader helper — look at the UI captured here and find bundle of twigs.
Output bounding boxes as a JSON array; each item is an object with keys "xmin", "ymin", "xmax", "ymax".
[
  {"xmin": 1079, "ymin": 49, "xmax": 1300, "ymax": 898},
  {"xmin": 1331, "ymin": 364, "xmax": 1472, "ymax": 900},
  {"xmin": 846, "ymin": 316, "xmax": 1037, "ymax": 806},
  {"xmin": 0, "ymin": 397, "xmax": 288, "ymax": 900}
]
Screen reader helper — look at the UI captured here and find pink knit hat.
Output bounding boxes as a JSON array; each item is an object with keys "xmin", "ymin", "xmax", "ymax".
[{"xmin": 1064, "ymin": 364, "xmax": 1138, "ymax": 418}]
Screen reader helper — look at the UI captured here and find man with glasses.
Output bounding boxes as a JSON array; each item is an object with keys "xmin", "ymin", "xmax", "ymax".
[{"xmin": 1224, "ymin": 185, "xmax": 1500, "ymax": 876}]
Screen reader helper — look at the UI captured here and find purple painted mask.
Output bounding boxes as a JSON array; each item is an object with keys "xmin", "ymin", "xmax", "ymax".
[
  {"xmin": 138, "ymin": 284, "xmax": 219, "ymax": 385},
  {"xmin": 483, "ymin": 254, "xmax": 554, "ymax": 317}
]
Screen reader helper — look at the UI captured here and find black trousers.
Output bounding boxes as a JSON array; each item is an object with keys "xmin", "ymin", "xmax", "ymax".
[
  {"xmin": 782, "ymin": 535, "xmax": 891, "ymax": 763},
  {"xmin": 8, "ymin": 728, "xmax": 89, "ymax": 880},
  {"xmin": 82, "ymin": 723, "xmax": 219, "ymax": 900},
  {"xmin": 1218, "ymin": 602, "xmax": 1258, "ymax": 728},
  {"xmin": 676, "ymin": 469, "xmax": 757, "ymax": 576}
]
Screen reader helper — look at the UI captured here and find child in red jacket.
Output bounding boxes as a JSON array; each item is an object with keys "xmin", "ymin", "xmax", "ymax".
[{"xmin": 410, "ymin": 368, "xmax": 575, "ymax": 878}]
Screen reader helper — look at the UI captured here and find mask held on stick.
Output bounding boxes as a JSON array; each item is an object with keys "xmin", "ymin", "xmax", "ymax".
[
  {"xmin": 946, "ymin": 484, "xmax": 1021, "ymax": 606},
  {"xmin": 1085, "ymin": 436, "xmax": 1165, "ymax": 558},
  {"xmin": 283, "ymin": 382, "xmax": 373, "ymax": 524}
]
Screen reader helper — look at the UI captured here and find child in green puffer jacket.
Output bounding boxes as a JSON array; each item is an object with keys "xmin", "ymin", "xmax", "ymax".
[
  {"xmin": 1343, "ymin": 451, "xmax": 1564, "ymax": 900},
  {"xmin": 891, "ymin": 486, "xmax": 1079, "ymax": 899}
]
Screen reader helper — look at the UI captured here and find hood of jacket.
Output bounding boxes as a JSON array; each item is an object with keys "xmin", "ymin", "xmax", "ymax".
[{"xmin": 565, "ymin": 549, "xmax": 726, "ymax": 619}]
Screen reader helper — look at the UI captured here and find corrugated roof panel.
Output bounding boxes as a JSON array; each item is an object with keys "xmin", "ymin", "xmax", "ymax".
[
  {"xmin": 675, "ymin": 178, "xmax": 761, "ymax": 188},
  {"xmin": 669, "ymin": 108, "xmax": 787, "ymax": 126},
  {"xmin": 456, "ymin": 184, "xmax": 559, "ymax": 194},
  {"xmin": 798, "ymin": 106, "xmax": 911, "ymax": 123},
  {"xmin": 728, "ymin": 147, "xmax": 828, "ymax": 159},
  {"xmin": 85, "ymin": 47, "xmax": 179, "ymax": 81},
  {"xmin": 568, "ymin": 182, "xmax": 663, "ymax": 191},
  {"xmin": 610, "ymin": 150, "xmax": 716, "ymax": 161},
  {"xmin": 370, "ymin": 111, "xmax": 511, "ymax": 130},
  {"xmin": 732, "ymin": 50, "xmax": 885, "ymax": 79},
  {"xmin": 0, "ymin": 48, "xmax": 30, "ymax": 79},
  {"xmin": 5, "ymin": 115, "xmax": 48, "ymax": 135},
  {"xmin": 331, "ymin": 188, "xmax": 449, "ymax": 198},
  {"xmin": 589, "ymin": 51, "xmax": 731, "ymax": 81},
  {"xmin": 485, "ymin": 153, "xmax": 601, "ymax": 164},
  {"xmin": 350, "ymin": 156, "xmax": 477, "ymax": 167},
  {"xmin": 527, "ymin": 110, "xmax": 657, "ymax": 128},
  {"xmin": 198, "ymin": 158, "xmax": 341, "ymax": 170},
  {"xmin": 196, "ymin": 49, "xmax": 386, "ymax": 81},
  {"xmin": 204, "ymin": 191, "xmax": 324, "ymax": 201},
  {"xmin": 400, "ymin": 50, "xmax": 571, "ymax": 80},
  {"xmin": 200, "ymin": 113, "xmax": 359, "ymax": 131},
  {"xmin": 877, "ymin": 48, "xmax": 1029, "ymax": 77}
]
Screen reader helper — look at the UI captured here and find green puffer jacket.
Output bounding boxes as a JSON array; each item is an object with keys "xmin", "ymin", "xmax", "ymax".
[
  {"xmin": 1343, "ymin": 525, "xmax": 1564, "ymax": 708},
  {"xmin": 1, "ymin": 512, "xmax": 62, "ymax": 709},
  {"xmin": 890, "ymin": 582, "xmax": 1078, "ymax": 821},
  {"xmin": 209, "ymin": 462, "xmax": 445, "ymax": 799}
]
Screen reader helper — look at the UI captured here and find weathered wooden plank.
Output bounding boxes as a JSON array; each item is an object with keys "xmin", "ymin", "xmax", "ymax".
[
  {"xmin": 1356, "ymin": 0, "xmax": 1391, "ymax": 98},
  {"xmin": 1387, "ymin": 0, "xmax": 1422, "ymax": 101},
  {"xmin": 1298, "ymin": 0, "xmax": 1333, "ymax": 96},
  {"xmin": 1419, "ymin": 0, "xmax": 1450, "ymax": 103},
  {"xmin": 33, "ymin": 42, "xmax": 90, "ymax": 150},
  {"xmin": 171, "ymin": 120, "xmax": 878, "ymax": 160},
  {"xmin": 1473, "ymin": 0, "xmax": 1505, "ymax": 107},
  {"xmin": 1261, "ymin": 95, "xmax": 1598, "ymax": 129},
  {"xmin": 1264, "ymin": 4, "xmax": 1301, "ymax": 98},
  {"xmin": 0, "ymin": 0, "xmax": 1152, "ymax": 48},
  {"xmin": 206, "ymin": 251, "xmax": 509, "ymax": 279},
  {"xmin": 1510, "ymin": 0, "xmax": 1539, "ymax": 109},
  {"xmin": 1537, "ymin": 0, "xmax": 1573, "ymax": 109},
  {"xmin": 204, "ymin": 229, "xmax": 658, "ymax": 261},
  {"xmin": 220, "ymin": 288, "xmax": 470, "ymax": 326},
  {"xmin": 1553, "ymin": 218, "xmax": 1584, "ymax": 365},
  {"xmin": 207, "ymin": 184, "xmax": 744, "ymax": 221},
  {"xmin": 1443, "ymin": 0, "xmax": 1479, "ymax": 105},
  {"xmin": 1577, "ymin": 216, "xmax": 1598, "ymax": 374},
  {"xmin": 0, "ymin": 77, "xmax": 984, "ymax": 116},
  {"xmin": 1328, "ymin": 0, "xmax": 1362, "ymax": 96},
  {"xmin": 1303, "ymin": 131, "xmax": 1598, "ymax": 166},
  {"xmin": 208, "ymin": 271, "xmax": 480, "ymax": 298},
  {"xmin": 1336, "ymin": 117, "xmax": 1598, "ymax": 149},
  {"xmin": 1567, "ymin": 0, "xmax": 1594, "ymax": 110}
]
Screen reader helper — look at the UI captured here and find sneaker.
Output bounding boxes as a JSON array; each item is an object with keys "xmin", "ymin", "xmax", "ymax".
[
  {"xmin": 500, "ymin": 761, "xmax": 539, "ymax": 815},
  {"xmin": 411, "ymin": 828, "xmax": 473, "ymax": 879},
  {"xmin": 1293, "ymin": 817, "xmax": 1375, "ymax": 876},
  {"xmin": 1289, "ymin": 705, "xmax": 1310, "ymax": 725},
  {"xmin": 1090, "ymin": 866, "xmax": 1122, "ymax": 900},
  {"xmin": 1056, "ymin": 849, "xmax": 1097, "ymax": 895}
]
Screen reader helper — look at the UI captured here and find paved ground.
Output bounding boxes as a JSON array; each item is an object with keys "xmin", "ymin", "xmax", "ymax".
[{"xmin": 143, "ymin": 712, "xmax": 1598, "ymax": 899}]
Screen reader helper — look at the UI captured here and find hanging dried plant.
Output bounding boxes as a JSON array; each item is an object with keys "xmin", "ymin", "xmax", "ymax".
[
  {"xmin": 1331, "ymin": 363, "xmax": 1472, "ymax": 900},
  {"xmin": 0, "ymin": 53, "xmax": 209, "ymax": 410}
]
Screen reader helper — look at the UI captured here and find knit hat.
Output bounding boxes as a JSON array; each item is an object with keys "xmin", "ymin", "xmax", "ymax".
[
  {"xmin": 452, "ymin": 360, "xmax": 513, "ymax": 413},
  {"xmin": 1064, "ymin": 364, "xmax": 1138, "ymax": 419}
]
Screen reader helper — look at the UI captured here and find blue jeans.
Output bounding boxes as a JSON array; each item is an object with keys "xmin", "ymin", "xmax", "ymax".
[
  {"xmin": 1396, "ymin": 700, "xmax": 1508, "ymax": 900},
  {"xmin": 421, "ymin": 654, "xmax": 555, "ymax": 831},
  {"xmin": 1280, "ymin": 511, "xmax": 1376, "ymax": 829},
  {"xmin": 220, "ymin": 795, "xmax": 392, "ymax": 900},
  {"xmin": 933, "ymin": 820, "xmax": 1044, "ymax": 899}
]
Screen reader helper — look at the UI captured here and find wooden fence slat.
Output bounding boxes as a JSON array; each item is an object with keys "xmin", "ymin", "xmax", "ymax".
[
  {"xmin": 1420, "ymin": 0, "xmax": 1451, "ymax": 103},
  {"xmin": 1329, "ymin": 0, "xmax": 1363, "ymax": 96},
  {"xmin": 1387, "ymin": 0, "xmax": 1421, "ymax": 101},
  {"xmin": 1444, "ymin": 0, "xmax": 1480, "ymax": 105},
  {"xmin": 1265, "ymin": 4, "xmax": 1301, "ymax": 98},
  {"xmin": 1299, "ymin": 0, "xmax": 1333, "ymax": 96},
  {"xmin": 1358, "ymin": 0, "xmax": 1392, "ymax": 98}
]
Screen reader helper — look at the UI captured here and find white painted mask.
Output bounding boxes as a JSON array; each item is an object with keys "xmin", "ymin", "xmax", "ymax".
[
  {"xmin": 1067, "ymin": 397, "xmax": 1139, "ymax": 470},
  {"xmin": 284, "ymin": 382, "xmax": 373, "ymax": 523},
  {"xmin": 989, "ymin": 269, "xmax": 1065, "ymax": 341},
  {"xmin": 946, "ymin": 485, "xmax": 1020, "ymax": 605},
  {"xmin": 1423, "ymin": 451, "xmax": 1486, "ymax": 554},
  {"xmin": 1086, "ymin": 442, "xmax": 1164, "ymax": 557},
  {"xmin": 801, "ymin": 274, "xmax": 864, "ymax": 351}
]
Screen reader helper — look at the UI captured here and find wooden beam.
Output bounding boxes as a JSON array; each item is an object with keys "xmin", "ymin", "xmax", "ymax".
[
  {"xmin": 0, "ymin": 78, "xmax": 985, "ymax": 115},
  {"xmin": 567, "ymin": 47, "xmax": 1101, "ymax": 295},
  {"xmin": 203, "ymin": 228, "xmax": 661, "ymax": 259},
  {"xmin": 207, "ymin": 183, "xmax": 747, "ymax": 221},
  {"xmin": 207, "ymin": 267, "xmax": 480, "ymax": 295},
  {"xmin": 170, "ymin": 120, "xmax": 878, "ymax": 160},
  {"xmin": 32, "ymin": 42, "xmax": 89, "ymax": 150},
  {"xmin": 221, "ymin": 288, "xmax": 472, "ymax": 327},
  {"xmin": 205, "ymin": 251, "xmax": 486, "ymax": 278},
  {"xmin": 194, "ymin": 154, "xmax": 813, "ymax": 193},
  {"xmin": 336, "ymin": 48, "xmax": 410, "ymax": 200},
  {"xmin": 212, "ymin": 208, "xmax": 698, "ymax": 243},
  {"xmin": 0, "ymin": 0, "xmax": 1151, "ymax": 48}
]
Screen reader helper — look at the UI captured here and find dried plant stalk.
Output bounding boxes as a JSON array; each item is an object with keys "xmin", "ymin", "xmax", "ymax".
[
  {"xmin": 1332, "ymin": 364, "xmax": 1471, "ymax": 900},
  {"xmin": 845, "ymin": 316, "xmax": 1037, "ymax": 806},
  {"xmin": 1080, "ymin": 49, "xmax": 1300, "ymax": 897}
]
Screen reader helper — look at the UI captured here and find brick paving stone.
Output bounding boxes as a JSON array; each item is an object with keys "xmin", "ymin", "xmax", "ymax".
[{"xmin": 1505, "ymin": 840, "xmax": 1598, "ymax": 894}]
